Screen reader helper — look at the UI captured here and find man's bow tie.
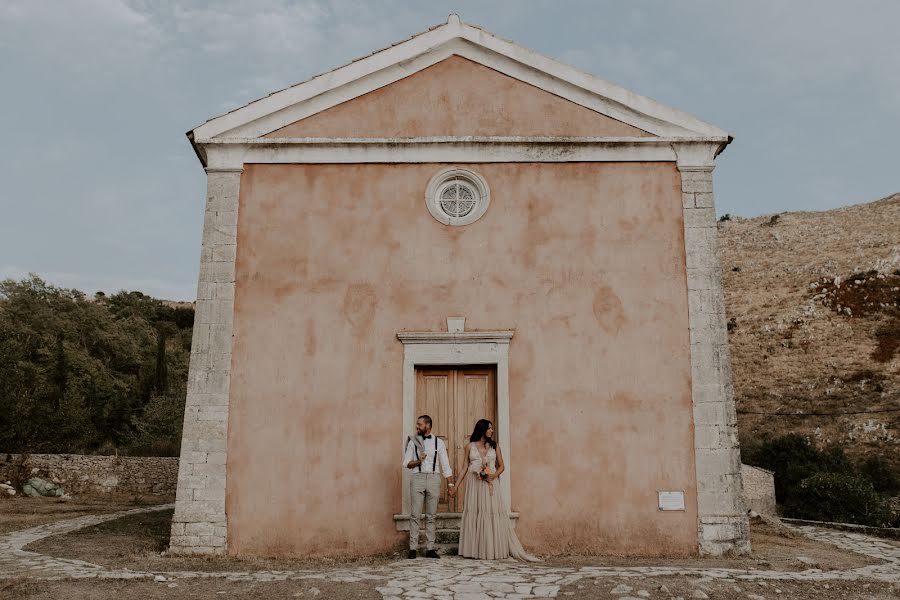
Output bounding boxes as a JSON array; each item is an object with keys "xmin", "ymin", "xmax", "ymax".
[{"xmin": 422, "ymin": 435, "xmax": 432, "ymax": 439}]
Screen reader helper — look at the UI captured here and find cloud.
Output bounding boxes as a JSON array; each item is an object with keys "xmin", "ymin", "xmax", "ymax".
[
  {"xmin": 170, "ymin": 0, "xmax": 327, "ymax": 56},
  {"xmin": 719, "ymin": 1, "xmax": 900, "ymax": 108},
  {"xmin": 0, "ymin": 0, "xmax": 164, "ymax": 73},
  {"xmin": 560, "ymin": 44, "xmax": 689, "ymax": 101},
  {"xmin": 557, "ymin": 1, "xmax": 900, "ymax": 113},
  {"xmin": 174, "ymin": 0, "xmax": 435, "ymax": 121}
]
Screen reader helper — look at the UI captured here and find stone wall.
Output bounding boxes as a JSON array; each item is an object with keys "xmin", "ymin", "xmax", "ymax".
[
  {"xmin": 741, "ymin": 463, "xmax": 777, "ymax": 516},
  {"xmin": 0, "ymin": 454, "xmax": 177, "ymax": 496}
]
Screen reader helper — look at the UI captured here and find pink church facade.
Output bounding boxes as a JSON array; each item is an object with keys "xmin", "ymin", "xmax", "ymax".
[{"xmin": 171, "ymin": 16, "xmax": 749, "ymax": 559}]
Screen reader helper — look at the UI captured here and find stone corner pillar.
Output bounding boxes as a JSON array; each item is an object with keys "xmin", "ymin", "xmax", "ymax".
[
  {"xmin": 675, "ymin": 143, "xmax": 750, "ymax": 556},
  {"xmin": 169, "ymin": 166, "xmax": 242, "ymax": 555}
]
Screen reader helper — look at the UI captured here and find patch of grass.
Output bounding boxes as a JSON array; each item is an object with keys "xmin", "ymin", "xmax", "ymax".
[
  {"xmin": 872, "ymin": 317, "xmax": 900, "ymax": 363},
  {"xmin": 842, "ymin": 369, "xmax": 880, "ymax": 384},
  {"xmin": 811, "ymin": 270, "xmax": 900, "ymax": 363},
  {"xmin": 846, "ymin": 269, "xmax": 880, "ymax": 283},
  {"xmin": 0, "ymin": 496, "xmax": 166, "ymax": 535},
  {"xmin": 25, "ymin": 508, "xmax": 399, "ymax": 573},
  {"xmin": 815, "ymin": 271, "xmax": 900, "ymax": 318}
]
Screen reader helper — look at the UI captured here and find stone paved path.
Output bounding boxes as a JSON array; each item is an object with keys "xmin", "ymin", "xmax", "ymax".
[{"xmin": 1, "ymin": 504, "xmax": 898, "ymax": 598}]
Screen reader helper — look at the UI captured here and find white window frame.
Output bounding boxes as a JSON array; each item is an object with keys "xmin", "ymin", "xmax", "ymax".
[{"xmin": 424, "ymin": 167, "xmax": 491, "ymax": 226}]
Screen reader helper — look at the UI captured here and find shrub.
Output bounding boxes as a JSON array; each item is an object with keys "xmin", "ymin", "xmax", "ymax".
[
  {"xmin": 785, "ymin": 472, "xmax": 894, "ymax": 527},
  {"xmin": 742, "ymin": 434, "xmax": 852, "ymax": 503},
  {"xmin": 858, "ymin": 455, "xmax": 900, "ymax": 496}
]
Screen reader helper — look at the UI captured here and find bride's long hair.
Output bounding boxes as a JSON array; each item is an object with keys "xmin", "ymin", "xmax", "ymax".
[{"xmin": 469, "ymin": 419, "xmax": 497, "ymax": 449}]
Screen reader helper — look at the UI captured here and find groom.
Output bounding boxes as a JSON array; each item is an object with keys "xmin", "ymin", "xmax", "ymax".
[{"xmin": 403, "ymin": 414, "xmax": 454, "ymax": 559}]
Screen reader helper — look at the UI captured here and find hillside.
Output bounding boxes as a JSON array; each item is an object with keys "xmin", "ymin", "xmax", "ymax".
[{"xmin": 720, "ymin": 193, "xmax": 900, "ymax": 469}]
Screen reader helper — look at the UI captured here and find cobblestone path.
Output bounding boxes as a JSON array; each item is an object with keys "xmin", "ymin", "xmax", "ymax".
[{"xmin": 1, "ymin": 504, "xmax": 898, "ymax": 598}]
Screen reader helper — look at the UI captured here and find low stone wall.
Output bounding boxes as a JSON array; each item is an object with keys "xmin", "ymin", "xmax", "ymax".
[
  {"xmin": 741, "ymin": 463, "xmax": 777, "ymax": 516},
  {"xmin": 0, "ymin": 453, "xmax": 177, "ymax": 497}
]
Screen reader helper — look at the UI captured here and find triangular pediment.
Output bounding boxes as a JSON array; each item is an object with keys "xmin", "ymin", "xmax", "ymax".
[
  {"xmin": 190, "ymin": 15, "xmax": 730, "ymax": 143},
  {"xmin": 264, "ymin": 56, "xmax": 652, "ymax": 138}
]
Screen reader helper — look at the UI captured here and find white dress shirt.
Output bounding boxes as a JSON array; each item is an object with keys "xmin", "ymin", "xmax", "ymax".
[{"xmin": 403, "ymin": 434, "xmax": 453, "ymax": 477}]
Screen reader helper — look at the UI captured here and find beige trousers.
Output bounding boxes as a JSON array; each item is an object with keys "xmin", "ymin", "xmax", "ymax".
[{"xmin": 409, "ymin": 472, "xmax": 441, "ymax": 550}]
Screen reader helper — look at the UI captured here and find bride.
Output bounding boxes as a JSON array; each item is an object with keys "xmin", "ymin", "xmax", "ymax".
[{"xmin": 449, "ymin": 419, "xmax": 540, "ymax": 561}]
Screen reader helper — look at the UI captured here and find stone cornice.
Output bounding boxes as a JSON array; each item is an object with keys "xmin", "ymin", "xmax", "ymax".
[
  {"xmin": 197, "ymin": 137, "xmax": 731, "ymax": 169},
  {"xmin": 396, "ymin": 331, "xmax": 514, "ymax": 344},
  {"xmin": 203, "ymin": 167, "xmax": 244, "ymax": 173},
  {"xmin": 197, "ymin": 136, "xmax": 730, "ymax": 145}
]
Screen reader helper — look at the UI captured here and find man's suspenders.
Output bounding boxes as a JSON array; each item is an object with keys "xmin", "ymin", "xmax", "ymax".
[
  {"xmin": 407, "ymin": 436, "xmax": 422, "ymax": 472},
  {"xmin": 433, "ymin": 439, "xmax": 439, "ymax": 472},
  {"xmin": 406, "ymin": 436, "xmax": 438, "ymax": 473}
]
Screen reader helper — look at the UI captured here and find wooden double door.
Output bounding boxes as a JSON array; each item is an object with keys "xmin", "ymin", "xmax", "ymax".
[{"xmin": 415, "ymin": 366, "xmax": 497, "ymax": 513}]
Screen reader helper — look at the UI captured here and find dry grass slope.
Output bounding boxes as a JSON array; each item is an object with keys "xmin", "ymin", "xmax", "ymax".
[{"xmin": 720, "ymin": 192, "xmax": 900, "ymax": 469}]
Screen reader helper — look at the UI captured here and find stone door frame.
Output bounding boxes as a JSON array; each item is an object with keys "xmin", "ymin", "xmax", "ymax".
[{"xmin": 393, "ymin": 325, "xmax": 514, "ymax": 530}]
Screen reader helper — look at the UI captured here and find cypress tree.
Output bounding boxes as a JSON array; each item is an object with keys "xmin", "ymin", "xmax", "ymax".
[
  {"xmin": 155, "ymin": 332, "xmax": 168, "ymax": 393},
  {"xmin": 51, "ymin": 335, "xmax": 67, "ymax": 411}
]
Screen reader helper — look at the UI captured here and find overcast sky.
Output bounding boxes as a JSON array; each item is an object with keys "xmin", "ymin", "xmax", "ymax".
[{"xmin": 1, "ymin": 1, "xmax": 898, "ymax": 300}]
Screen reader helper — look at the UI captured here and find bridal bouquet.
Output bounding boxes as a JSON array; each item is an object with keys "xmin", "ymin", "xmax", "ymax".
[{"xmin": 479, "ymin": 464, "xmax": 495, "ymax": 496}]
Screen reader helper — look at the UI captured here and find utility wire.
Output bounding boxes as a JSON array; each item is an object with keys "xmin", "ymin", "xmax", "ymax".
[{"xmin": 737, "ymin": 408, "xmax": 900, "ymax": 416}]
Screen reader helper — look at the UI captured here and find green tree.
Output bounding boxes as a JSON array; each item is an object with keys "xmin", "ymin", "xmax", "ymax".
[
  {"xmin": 0, "ymin": 275, "xmax": 193, "ymax": 455},
  {"xmin": 857, "ymin": 455, "xmax": 900, "ymax": 496},
  {"xmin": 51, "ymin": 335, "xmax": 67, "ymax": 410}
]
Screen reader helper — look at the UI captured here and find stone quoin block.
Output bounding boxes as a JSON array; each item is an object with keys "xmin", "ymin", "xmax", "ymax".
[
  {"xmin": 683, "ymin": 207, "xmax": 717, "ymax": 228},
  {"xmin": 686, "ymin": 267, "xmax": 721, "ymax": 291},
  {"xmin": 212, "ymin": 244, "xmax": 237, "ymax": 263},
  {"xmin": 693, "ymin": 192, "xmax": 716, "ymax": 208},
  {"xmin": 198, "ymin": 261, "xmax": 236, "ymax": 284}
]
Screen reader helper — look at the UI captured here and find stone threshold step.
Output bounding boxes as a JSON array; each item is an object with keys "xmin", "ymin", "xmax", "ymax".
[
  {"xmin": 415, "ymin": 530, "xmax": 459, "ymax": 543},
  {"xmin": 410, "ymin": 546, "xmax": 459, "ymax": 556}
]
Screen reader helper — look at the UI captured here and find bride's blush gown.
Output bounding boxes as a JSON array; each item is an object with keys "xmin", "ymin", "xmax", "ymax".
[{"xmin": 458, "ymin": 443, "xmax": 540, "ymax": 561}]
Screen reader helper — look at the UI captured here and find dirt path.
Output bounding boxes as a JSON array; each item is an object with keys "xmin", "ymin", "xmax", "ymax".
[{"xmin": 0, "ymin": 496, "xmax": 168, "ymax": 534}]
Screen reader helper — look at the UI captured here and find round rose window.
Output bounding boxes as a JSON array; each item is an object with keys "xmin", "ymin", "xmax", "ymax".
[{"xmin": 425, "ymin": 168, "xmax": 491, "ymax": 226}]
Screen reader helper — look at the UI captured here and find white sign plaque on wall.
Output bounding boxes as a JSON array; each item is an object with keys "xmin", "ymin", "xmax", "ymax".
[{"xmin": 657, "ymin": 491, "xmax": 685, "ymax": 511}]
